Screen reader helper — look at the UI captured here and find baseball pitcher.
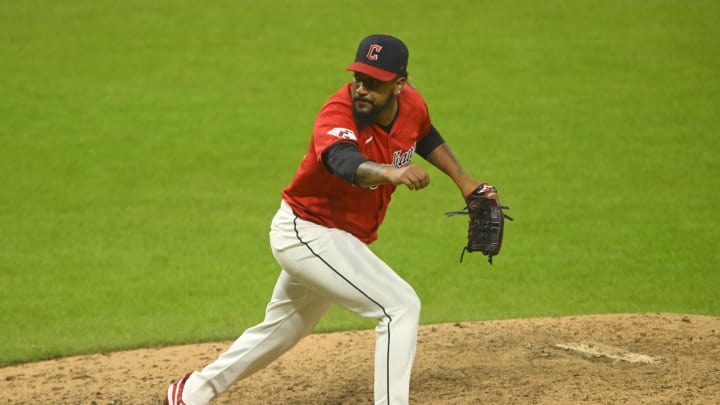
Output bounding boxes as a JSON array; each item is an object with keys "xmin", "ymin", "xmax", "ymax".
[{"xmin": 166, "ymin": 34, "xmax": 508, "ymax": 405}]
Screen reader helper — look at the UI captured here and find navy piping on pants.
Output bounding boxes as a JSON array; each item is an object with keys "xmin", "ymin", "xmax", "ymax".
[{"xmin": 292, "ymin": 215, "xmax": 393, "ymax": 402}]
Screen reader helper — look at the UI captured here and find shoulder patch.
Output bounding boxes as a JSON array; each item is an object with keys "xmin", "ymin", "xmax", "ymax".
[{"xmin": 327, "ymin": 127, "xmax": 358, "ymax": 141}]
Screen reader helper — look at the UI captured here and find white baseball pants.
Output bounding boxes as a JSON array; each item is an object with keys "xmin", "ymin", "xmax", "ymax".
[{"xmin": 182, "ymin": 200, "xmax": 421, "ymax": 404}]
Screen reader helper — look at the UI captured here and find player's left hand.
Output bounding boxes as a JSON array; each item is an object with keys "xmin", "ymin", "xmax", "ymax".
[{"xmin": 446, "ymin": 183, "xmax": 513, "ymax": 263}]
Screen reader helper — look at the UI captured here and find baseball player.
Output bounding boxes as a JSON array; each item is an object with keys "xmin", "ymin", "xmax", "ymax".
[{"xmin": 166, "ymin": 34, "xmax": 487, "ymax": 405}]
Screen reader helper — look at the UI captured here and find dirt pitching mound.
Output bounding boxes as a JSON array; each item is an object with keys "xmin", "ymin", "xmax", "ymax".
[{"xmin": 1, "ymin": 313, "xmax": 718, "ymax": 404}]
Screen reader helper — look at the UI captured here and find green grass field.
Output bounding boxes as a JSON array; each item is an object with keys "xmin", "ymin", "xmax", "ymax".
[{"xmin": 1, "ymin": 0, "xmax": 718, "ymax": 365}]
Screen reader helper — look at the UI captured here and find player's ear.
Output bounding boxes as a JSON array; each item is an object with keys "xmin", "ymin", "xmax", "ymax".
[{"xmin": 394, "ymin": 76, "xmax": 407, "ymax": 94}]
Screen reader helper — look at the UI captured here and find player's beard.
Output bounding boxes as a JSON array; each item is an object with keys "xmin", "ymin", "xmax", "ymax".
[{"xmin": 352, "ymin": 94, "xmax": 395, "ymax": 130}]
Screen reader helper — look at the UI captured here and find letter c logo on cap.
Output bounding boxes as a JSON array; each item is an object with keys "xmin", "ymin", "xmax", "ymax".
[{"xmin": 366, "ymin": 44, "xmax": 382, "ymax": 61}]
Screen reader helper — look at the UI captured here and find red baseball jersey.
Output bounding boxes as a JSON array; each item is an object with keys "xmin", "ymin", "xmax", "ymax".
[{"xmin": 282, "ymin": 83, "xmax": 432, "ymax": 243}]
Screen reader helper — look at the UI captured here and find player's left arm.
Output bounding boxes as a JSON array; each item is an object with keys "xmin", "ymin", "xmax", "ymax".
[{"xmin": 418, "ymin": 126, "xmax": 481, "ymax": 198}]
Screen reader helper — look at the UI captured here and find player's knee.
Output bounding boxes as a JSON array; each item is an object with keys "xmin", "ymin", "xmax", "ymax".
[
  {"xmin": 398, "ymin": 290, "xmax": 421, "ymax": 321},
  {"xmin": 410, "ymin": 293, "xmax": 422, "ymax": 318}
]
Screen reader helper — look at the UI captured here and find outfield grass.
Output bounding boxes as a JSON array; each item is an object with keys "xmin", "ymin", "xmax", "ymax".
[{"xmin": 1, "ymin": 0, "xmax": 718, "ymax": 365}]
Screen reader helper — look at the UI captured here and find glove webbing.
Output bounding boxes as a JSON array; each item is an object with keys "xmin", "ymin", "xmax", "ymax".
[{"xmin": 446, "ymin": 206, "xmax": 513, "ymax": 264}]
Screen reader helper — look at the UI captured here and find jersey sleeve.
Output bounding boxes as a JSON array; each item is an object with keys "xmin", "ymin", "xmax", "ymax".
[
  {"xmin": 311, "ymin": 88, "xmax": 361, "ymax": 164},
  {"xmin": 418, "ymin": 101, "xmax": 432, "ymax": 142}
]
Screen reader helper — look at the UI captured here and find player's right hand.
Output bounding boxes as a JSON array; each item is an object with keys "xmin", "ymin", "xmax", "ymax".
[{"xmin": 387, "ymin": 165, "xmax": 430, "ymax": 190}]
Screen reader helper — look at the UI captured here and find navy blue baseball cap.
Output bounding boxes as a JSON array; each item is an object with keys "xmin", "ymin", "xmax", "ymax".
[{"xmin": 346, "ymin": 34, "xmax": 409, "ymax": 81}]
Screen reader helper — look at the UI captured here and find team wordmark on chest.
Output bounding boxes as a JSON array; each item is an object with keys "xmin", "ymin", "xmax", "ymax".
[{"xmin": 391, "ymin": 145, "xmax": 415, "ymax": 168}]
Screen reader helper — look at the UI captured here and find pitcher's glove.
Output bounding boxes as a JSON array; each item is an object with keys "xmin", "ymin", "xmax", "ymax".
[{"xmin": 446, "ymin": 183, "xmax": 513, "ymax": 264}]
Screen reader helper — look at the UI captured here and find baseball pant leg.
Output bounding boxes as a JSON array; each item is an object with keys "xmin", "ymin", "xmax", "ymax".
[
  {"xmin": 272, "ymin": 202, "xmax": 421, "ymax": 405},
  {"xmin": 182, "ymin": 270, "xmax": 332, "ymax": 404},
  {"xmin": 182, "ymin": 201, "xmax": 420, "ymax": 405}
]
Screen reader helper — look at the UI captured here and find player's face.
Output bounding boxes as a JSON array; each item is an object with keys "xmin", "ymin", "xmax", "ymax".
[{"xmin": 351, "ymin": 73, "xmax": 401, "ymax": 128}]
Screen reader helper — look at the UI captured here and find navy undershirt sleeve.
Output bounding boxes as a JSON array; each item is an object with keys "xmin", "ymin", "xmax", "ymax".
[
  {"xmin": 322, "ymin": 142, "xmax": 370, "ymax": 184},
  {"xmin": 416, "ymin": 125, "xmax": 445, "ymax": 159}
]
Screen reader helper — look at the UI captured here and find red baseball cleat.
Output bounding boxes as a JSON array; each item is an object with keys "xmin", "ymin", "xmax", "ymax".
[{"xmin": 166, "ymin": 372, "xmax": 192, "ymax": 405}]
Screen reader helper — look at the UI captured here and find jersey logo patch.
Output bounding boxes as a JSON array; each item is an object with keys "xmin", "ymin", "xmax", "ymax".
[{"xmin": 327, "ymin": 127, "xmax": 358, "ymax": 141}]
